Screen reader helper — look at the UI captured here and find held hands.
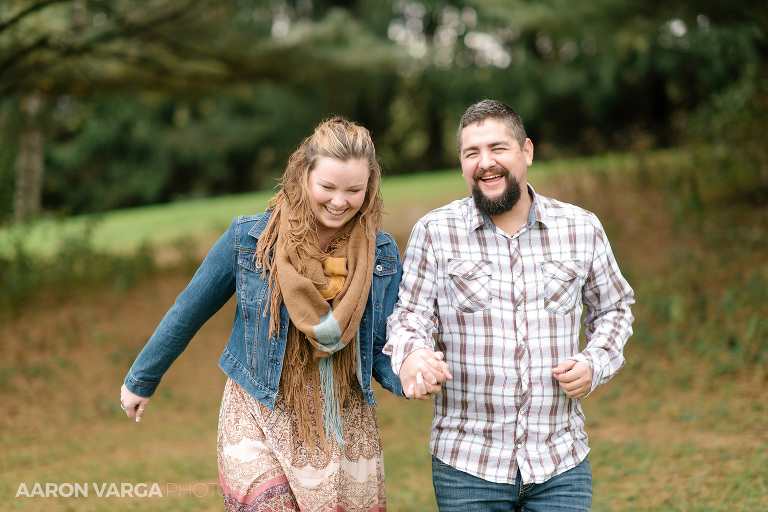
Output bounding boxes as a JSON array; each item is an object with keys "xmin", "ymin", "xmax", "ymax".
[
  {"xmin": 552, "ymin": 360, "xmax": 592, "ymax": 399},
  {"xmin": 120, "ymin": 384, "xmax": 149, "ymax": 422},
  {"xmin": 400, "ymin": 348, "xmax": 453, "ymax": 400}
]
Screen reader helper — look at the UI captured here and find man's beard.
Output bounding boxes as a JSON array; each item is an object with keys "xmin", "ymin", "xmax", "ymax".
[{"xmin": 471, "ymin": 169, "xmax": 522, "ymax": 216}]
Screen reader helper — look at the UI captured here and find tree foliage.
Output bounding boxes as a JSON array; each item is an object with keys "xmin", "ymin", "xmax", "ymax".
[
  {"xmin": 1, "ymin": 0, "xmax": 387, "ymax": 97},
  {"xmin": 0, "ymin": 0, "xmax": 765, "ymax": 222}
]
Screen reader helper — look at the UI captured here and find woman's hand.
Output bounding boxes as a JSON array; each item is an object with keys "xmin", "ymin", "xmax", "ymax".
[
  {"xmin": 400, "ymin": 349, "xmax": 453, "ymax": 400},
  {"xmin": 120, "ymin": 384, "xmax": 150, "ymax": 422}
]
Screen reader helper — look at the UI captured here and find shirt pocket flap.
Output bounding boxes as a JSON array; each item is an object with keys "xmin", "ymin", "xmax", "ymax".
[
  {"xmin": 540, "ymin": 260, "xmax": 586, "ymax": 281},
  {"xmin": 447, "ymin": 259, "xmax": 494, "ymax": 279}
]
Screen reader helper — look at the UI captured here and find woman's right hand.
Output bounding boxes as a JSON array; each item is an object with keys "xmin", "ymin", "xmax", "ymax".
[{"xmin": 120, "ymin": 384, "xmax": 150, "ymax": 422}]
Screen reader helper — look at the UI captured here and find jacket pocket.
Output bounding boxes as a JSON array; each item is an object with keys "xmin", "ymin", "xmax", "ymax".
[
  {"xmin": 447, "ymin": 258, "xmax": 493, "ymax": 313},
  {"xmin": 541, "ymin": 260, "xmax": 586, "ymax": 315},
  {"xmin": 236, "ymin": 249, "xmax": 264, "ymax": 303},
  {"xmin": 373, "ymin": 256, "xmax": 397, "ymax": 276}
]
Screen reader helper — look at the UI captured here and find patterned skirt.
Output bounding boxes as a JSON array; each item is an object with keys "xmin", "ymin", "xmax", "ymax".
[{"xmin": 217, "ymin": 378, "xmax": 387, "ymax": 512}]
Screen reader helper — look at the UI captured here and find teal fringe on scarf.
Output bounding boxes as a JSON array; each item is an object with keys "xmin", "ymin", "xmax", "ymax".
[{"xmin": 319, "ymin": 356, "xmax": 345, "ymax": 446}]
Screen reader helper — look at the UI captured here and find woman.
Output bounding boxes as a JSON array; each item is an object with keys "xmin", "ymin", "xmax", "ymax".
[{"xmin": 120, "ymin": 117, "xmax": 405, "ymax": 511}]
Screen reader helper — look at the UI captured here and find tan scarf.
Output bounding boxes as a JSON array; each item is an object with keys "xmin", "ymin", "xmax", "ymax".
[{"xmin": 255, "ymin": 191, "xmax": 375, "ymax": 448}]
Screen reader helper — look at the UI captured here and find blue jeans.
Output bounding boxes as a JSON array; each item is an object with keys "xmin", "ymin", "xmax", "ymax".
[{"xmin": 432, "ymin": 455, "xmax": 592, "ymax": 512}]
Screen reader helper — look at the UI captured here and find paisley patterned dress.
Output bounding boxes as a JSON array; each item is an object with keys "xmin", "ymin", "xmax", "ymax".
[{"xmin": 217, "ymin": 377, "xmax": 387, "ymax": 512}]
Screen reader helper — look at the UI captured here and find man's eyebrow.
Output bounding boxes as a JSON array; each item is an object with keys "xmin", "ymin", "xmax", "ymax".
[{"xmin": 461, "ymin": 140, "xmax": 510, "ymax": 156}]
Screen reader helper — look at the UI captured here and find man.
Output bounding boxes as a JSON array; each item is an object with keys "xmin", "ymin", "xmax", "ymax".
[{"xmin": 384, "ymin": 99, "xmax": 635, "ymax": 511}]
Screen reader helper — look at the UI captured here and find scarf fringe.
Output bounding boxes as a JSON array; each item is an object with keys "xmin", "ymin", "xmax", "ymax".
[
  {"xmin": 255, "ymin": 188, "xmax": 376, "ymax": 450},
  {"xmin": 279, "ymin": 315, "xmax": 357, "ymax": 450},
  {"xmin": 319, "ymin": 356, "xmax": 345, "ymax": 446}
]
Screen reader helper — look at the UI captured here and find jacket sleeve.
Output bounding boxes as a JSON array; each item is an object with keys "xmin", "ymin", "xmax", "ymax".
[
  {"xmin": 124, "ymin": 219, "xmax": 238, "ymax": 397},
  {"xmin": 371, "ymin": 235, "xmax": 405, "ymax": 397}
]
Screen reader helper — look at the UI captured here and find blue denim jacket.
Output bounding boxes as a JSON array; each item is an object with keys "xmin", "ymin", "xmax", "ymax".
[{"xmin": 124, "ymin": 213, "xmax": 404, "ymax": 409}]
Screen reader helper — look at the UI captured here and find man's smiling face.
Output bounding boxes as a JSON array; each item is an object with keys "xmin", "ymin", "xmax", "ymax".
[{"xmin": 459, "ymin": 118, "xmax": 533, "ymax": 216}]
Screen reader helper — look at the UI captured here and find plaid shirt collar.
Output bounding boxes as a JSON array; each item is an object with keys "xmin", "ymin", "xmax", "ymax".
[{"xmin": 471, "ymin": 183, "xmax": 549, "ymax": 234}]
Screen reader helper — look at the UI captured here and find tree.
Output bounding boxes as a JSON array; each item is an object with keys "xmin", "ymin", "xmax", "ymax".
[
  {"xmin": 2, "ymin": 0, "xmax": 765, "ymax": 221},
  {"xmin": 0, "ymin": 0, "xmax": 401, "ymax": 222},
  {"xmin": 3, "ymin": 0, "xmax": 250, "ymax": 221},
  {"xmin": 11, "ymin": 92, "xmax": 45, "ymax": 223}
]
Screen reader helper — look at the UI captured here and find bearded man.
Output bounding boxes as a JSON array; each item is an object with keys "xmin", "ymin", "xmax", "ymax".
[{"xmin": 385, "ymin": 99, "xmax": 635, "ymax": 511}]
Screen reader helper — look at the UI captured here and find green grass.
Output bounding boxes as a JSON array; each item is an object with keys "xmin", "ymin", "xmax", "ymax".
[
  {"xmin": 0, "ymin": 191, "xmax": 274, "ymax": 257},
  {"xmin": 0, "ymin": 149, "xmax": 687, "ymax": 258},
  {"xmin": 4, "ymin": 147, "xmax": 766, "ymax": 512},
  {"xmin": 0, "ymin": 170, "xmax": 467, "ymax": 257},
  {"xmin": 589, "ymin": 441, "xmax": 768, "ymax": 511}
]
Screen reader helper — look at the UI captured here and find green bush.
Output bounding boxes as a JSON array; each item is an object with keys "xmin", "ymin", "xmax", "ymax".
[{"xmin": 0, "ymin": 221, "xmax": 156, "ymax": 317}]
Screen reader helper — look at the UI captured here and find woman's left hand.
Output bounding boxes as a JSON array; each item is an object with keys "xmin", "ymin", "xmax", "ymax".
[{"xmin": 400, "ymin": 349, "xmax": 452, "ymax": 400}]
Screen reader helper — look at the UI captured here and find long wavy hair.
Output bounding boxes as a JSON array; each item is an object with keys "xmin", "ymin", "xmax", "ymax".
[
  {"xmin": 256, "ymin": 117, "xmax": 383, "ymax": 268},
  {"xmin": 253, "ymin": 118, "xmax": 383, "ymax": 449}
]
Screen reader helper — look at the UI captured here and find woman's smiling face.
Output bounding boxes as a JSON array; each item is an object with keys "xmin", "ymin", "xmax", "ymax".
[{"xmin": 307, "ymin": 156, "xmax": 369, "ymax": 245}]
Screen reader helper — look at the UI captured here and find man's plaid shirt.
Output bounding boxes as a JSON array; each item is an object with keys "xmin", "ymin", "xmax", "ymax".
[{"xmin": 385, "ymin": 187, "xmax": 635, "ymax": 485}]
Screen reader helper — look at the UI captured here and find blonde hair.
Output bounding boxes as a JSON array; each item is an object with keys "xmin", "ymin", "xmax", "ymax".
[
  {"xmin": 277, "ymin": 116, "xmax": 382, "ymax": 243},
  {"xmin": 255, "ymin": 116, "xmax": 383, "ymax": 293},
  {"xmin": 253, "ymin": 118, "xmax": 382, "ymax": 449}
]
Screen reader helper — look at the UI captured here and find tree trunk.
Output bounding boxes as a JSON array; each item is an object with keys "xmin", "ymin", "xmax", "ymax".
[{"xmin": 13, "ymin": 92, "xmax": 45, "ymax": 224}]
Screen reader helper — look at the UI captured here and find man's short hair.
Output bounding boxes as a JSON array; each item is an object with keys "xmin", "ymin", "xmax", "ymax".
[{"xmin": 457, "ymin": 99, "xmax": 528, "ymax": 152}]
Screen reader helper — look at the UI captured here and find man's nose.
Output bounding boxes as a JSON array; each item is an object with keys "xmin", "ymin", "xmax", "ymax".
[{"xmin": 479, "ymin": 150, "xmax": 497, "ymax": 170}]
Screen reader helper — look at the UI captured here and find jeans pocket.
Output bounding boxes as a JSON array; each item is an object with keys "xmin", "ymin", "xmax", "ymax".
[
  {"xmin": 541, "ymin": 260, "xmax": 586, "ymax": 315},
  {"xmin": 447, "ymin": 259, "xmax": 493, "ymax": 313},
  {"xmin": 431, "ymin": 454, "xmax": 452, "ymax": 469}
]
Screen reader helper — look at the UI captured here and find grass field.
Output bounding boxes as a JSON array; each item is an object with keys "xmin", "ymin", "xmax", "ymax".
[
  {"xmin": 0, "ymin": 150, "xmax": 681, "ymax": 258},
  {"xmin": 2, "ymin": 150, "xmax": 767, "ymax": 511}
]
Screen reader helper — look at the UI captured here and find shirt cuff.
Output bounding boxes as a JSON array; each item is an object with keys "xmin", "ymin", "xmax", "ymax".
[
  {"xmin": 569, "ymin": 354, "xmax": 601, "ymax": 397},
  {"xmin": 385, "ymin": 338, "xmax": 430, "ymax": 376}
]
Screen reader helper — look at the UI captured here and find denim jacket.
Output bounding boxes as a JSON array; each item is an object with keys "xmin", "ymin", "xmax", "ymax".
[{"xmin": 124, "ymin": 213, "xmax": 404, "ymax": 409}]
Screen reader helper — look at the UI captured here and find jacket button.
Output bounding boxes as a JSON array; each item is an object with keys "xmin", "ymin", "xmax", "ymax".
[{"xmin": 376, "ymin": 264, "xmax": 382, "ymax": 272}]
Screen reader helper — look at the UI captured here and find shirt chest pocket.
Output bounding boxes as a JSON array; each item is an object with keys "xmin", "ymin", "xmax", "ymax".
[
  {"xmin": 447, "ymin": 259, "xmax": 493, "ymax": 314},
  {"xmin": 541, "ymin": 260, "xmax": 586, "ymax": 315}
]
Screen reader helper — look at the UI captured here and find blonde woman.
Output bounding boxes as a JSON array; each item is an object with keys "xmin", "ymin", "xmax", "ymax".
[{"xmin": 120, "ymin": 117, "xmax": 447, "ymax": 511}]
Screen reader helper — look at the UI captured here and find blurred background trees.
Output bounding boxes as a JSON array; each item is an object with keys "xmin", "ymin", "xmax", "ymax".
[{"xmin": 1, "ymin": 0, "xmax": 765, "ymax": 223}]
